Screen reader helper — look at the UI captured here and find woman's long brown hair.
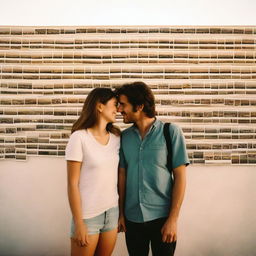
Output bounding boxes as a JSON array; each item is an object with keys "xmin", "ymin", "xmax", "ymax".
[{"xmin": 71, "ymin": 88, "xmax": 120, "ymax": 136}]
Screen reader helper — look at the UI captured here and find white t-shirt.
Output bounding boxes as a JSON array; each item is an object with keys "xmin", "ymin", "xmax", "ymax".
[{"xmin": 65, "ymin": 129, "xmax": 120, "ymax": 219}]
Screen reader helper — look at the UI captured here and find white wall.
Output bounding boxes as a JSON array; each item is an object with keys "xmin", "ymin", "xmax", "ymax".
[
  {"xmin": 0, "ymin": 157, "xmax": 255, "ymax": 256},
  {"xmin": 0, "ymin": 0, "xmax": 255, "ymax": 25}
]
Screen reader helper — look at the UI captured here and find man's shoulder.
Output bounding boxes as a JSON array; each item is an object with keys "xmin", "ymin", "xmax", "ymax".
[
  {"xmin": 169, "ymin": 123, "xmax": 181, "ymax": 132},
  {"xmin": 121, "ymin": 125, "xmax": 134, "ymax": 136},
  {"xmin": 163, "ymin": 122, "xmax": 183, "ymax": 137}
]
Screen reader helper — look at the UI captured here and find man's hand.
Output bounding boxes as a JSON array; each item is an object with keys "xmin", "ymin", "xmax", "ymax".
[
  {"xmin": 161, "ymin": 218, "xmax": 177, "ymax": 243},
  {"xmin": 118, "ymin": 214, "xmax": 126, "ymax": 232},
  {"xmin": 161, "ymin": 164, "xmax": 186, "ymax": 243}
]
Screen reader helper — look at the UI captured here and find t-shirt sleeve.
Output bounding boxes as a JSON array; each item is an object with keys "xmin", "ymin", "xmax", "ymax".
[
  {"xmin": 170, "ymin": 124, "xmax": 190, "ymax": 169},
  {"xmin": 119, "ymin": 138, "xmax": 127, "ymax": 169},
  {"xmin": 65, "ymin": 131, "xmax": 83, "ymax": 162}
]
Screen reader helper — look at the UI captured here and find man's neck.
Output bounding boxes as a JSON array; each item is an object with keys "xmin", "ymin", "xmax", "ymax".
[{"xmin": 135, "ymin": 116, "xmax": 156, "ymax": 140}]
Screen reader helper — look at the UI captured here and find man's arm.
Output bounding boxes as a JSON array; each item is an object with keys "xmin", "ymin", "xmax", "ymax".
[
  {"xmin": 118, "ymin": 167, "xmax": 127, "ymax": 232},
  {"xmin": 161, "ymin": 164, "xmax": 186, "ymax": 243}
]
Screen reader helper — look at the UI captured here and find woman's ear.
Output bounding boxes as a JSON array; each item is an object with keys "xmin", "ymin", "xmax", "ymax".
[{"xmin": 97, "ymin": 102, "xmax": 104, "ymax": 113}]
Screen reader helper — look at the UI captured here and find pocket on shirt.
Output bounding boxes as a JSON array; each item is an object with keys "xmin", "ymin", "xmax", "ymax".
[
  {"xmin": 149, "ymin": 143, "xmax": 164, "ymax": 149},
  {"xmin": 147, "ymin": 146, "xmax": 167, "ymax": 166}
]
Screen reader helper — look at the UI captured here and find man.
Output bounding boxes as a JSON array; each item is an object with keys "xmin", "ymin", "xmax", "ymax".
[{"xmin": 116, "ymin": 81, "xmax": 189, "ymax": 256}]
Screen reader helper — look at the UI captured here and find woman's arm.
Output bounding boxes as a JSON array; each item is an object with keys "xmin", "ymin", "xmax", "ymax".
[
  {"xmin": 67, "ymin": 160, "xmax": 89, "ymax": 247},
  {"xmin": 118, "ymin": 167, "xmax": 126, "ymax": 232}
]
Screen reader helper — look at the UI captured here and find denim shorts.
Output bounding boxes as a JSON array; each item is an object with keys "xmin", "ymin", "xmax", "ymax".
[{"xmin": 70, "ymin": 206, "xmax": 119, "ymax": 236}]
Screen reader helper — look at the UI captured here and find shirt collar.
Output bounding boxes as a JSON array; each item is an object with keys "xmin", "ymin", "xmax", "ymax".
[{"xmin": 131, "ymin": 118, "xmax": 160, "ymax": 132}]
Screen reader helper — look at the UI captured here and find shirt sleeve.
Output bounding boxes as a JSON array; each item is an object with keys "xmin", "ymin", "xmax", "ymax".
[
  {"xmin": 119, "ymin": 137, "xmax": 127, "ymax": 169},
  {"xmin": 65, "ymin": 131, "xmax": 83, "ymax": 162},
  {"xmin": 169, "ymin": 124, "xmax": 190, "ymax": 169}
]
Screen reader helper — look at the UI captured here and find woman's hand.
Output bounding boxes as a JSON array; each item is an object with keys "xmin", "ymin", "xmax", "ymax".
[
  {"xmin": 118, "ymin": 214, "xmax": 126, "ymax": 232},
  {"xmin": 72, "ymin": 221, "xmax": 89, "ymax": 247}
]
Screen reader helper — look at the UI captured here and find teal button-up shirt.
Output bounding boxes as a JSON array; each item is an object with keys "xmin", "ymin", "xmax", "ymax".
[{"xmin": 119, "ymin": 119, "xmax": 189, "ymax": 223}]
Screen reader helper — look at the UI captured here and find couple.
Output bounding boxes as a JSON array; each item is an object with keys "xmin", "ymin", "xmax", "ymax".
[{"xmin": 65, "ymin": 81, "xmax": 189, "ymax": 256}]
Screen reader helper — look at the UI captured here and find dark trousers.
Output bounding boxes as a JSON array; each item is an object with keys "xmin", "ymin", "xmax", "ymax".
[{"xmin": 125, "ymin": 218, "xmax": 176, "ymax": 256}]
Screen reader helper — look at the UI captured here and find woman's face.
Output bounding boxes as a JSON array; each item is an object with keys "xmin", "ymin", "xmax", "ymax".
[{"xmin": 100, "ymin": 97, "xmax": 118, "ymax": 123}]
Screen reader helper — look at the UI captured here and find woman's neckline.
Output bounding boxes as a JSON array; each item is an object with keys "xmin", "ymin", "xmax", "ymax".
[{"xmin": 86, "ymin": 129, "xmax": 111, "ymax": 147}]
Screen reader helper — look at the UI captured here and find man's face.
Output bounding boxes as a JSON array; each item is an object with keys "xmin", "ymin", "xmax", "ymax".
[{"xmin": 118, "ymin": 95, "xmax": 137, "ymax": 123}]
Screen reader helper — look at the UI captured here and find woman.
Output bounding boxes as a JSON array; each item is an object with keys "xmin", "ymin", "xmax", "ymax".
[{"xmin": 65, "ymin": 88, "xmax": 120, "ymax": 256}]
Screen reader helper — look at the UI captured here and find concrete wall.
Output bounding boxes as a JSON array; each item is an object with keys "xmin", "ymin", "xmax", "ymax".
[{"xmin": 1, "ymin": 157, "xmax": 255, "ymax": 256}]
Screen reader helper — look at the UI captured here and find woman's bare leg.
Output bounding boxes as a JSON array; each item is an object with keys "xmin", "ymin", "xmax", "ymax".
[
  {"xmin": 71, "ymin": 233, "xmax": 99, "ymax": 256},
  {"xmin": 94, "ymin": 228, "xmax": 118, "ymax": 256}
]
